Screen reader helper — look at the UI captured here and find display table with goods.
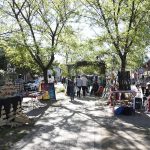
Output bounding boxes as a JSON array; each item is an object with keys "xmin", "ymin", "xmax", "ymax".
[
  {"xmin": 0, "ymin": 81, "xmax": 30, "ymax": 127},
  {"xmin": 109, "ymin": 71, "xmax": 144, "ymax": 115},
  {"xmin": 25, "ymin": 91, "xmax": 46, "ymax": 109},
  {"xmin": 109, "ymin": 90, "xmax": 136, "ymax": 115}
]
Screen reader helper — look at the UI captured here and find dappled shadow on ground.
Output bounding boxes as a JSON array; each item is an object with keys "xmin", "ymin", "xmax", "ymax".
[
  {"xmin": 23, "ymin": 101, "xmax": 51, "ymax": 120},
  {"xmin": 47, "ymin": 101, "xmax": 150, "ymax": 150},
  {"xmin": 0, "ymin": 123, "xmax": 34, "ymax": 150},
  {"xmin": 12, "ymin": 97, "xmax": 150, "ymax": 150},
  {"xmin": 69, "ymin": 100, "xmax": 84, "ymax": 105},
  {"xmin": 75, "ymin": 95, "xmax": 100, "ymax": 101},
  {"xmin": 116, "ymin": 112, "xmax": 150, "ymax": 128},
  {"xmin": 0, "ymin": 97, "xmax": 59, "ymax": 149}
]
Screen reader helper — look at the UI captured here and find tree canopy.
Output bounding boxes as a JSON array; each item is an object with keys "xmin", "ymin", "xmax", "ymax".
[
  {"xmin": 81, "ymin": 0, "xmax": 150, "ymax": 72},
  {"xmin": 0, "ymin": 0, "xmax": 149, "ymax": 78},
  {"xmin": 1, "ymin": 0, "xmax": 79, "ymax": 82}
]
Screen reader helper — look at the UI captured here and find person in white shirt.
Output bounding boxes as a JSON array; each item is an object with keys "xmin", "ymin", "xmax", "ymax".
[
  {"xmin": 132, "ymin": 84, "xmax": 143, "ymax": 110},
  {"xmin": 131, "ymin": 83, "xmax": 143, "ymax": 98},
  {"xmin": 76, "ymin": 76, "xmax": 82, "ymax": 98},
  {"xmin": 131, "ymin": 83, "xmax": 138, "ymax": 96},
  {"xmin": 135, "ymin": 85, "xmax": 143, "ymax": 98},
  {"xmin": 81, "ymin": 75, "xmax": 88, "ymax": 96},
  {"xmin": 48, "ymin": 74, "xmax": 54, "ymax": 83}
]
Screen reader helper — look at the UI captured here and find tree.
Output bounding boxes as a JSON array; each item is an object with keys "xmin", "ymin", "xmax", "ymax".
[
  {"xmin": 5, "ymin": 40, "xmax": 40, "ymax": 74},
  {"xmin": 0, "ymin": 48, "xmax": 7, "ymax": 71},
  {"xmin": 82, "ymin": 0, "xmax": 150, "ymax": 72},
  {"xmin": 2, "ymin": 0, "xmax": 78, "ymax": 83},
  {"xmin": 58, "ymin": 26, "xmax": 80, "ymax": 65}
]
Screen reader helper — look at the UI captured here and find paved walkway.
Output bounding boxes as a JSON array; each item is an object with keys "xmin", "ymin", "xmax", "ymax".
[{"xmin": 12, "ymin": 94, "xmax": 150, "ymax": 150}]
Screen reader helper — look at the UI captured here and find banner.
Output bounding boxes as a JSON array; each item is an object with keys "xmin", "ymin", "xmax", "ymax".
[
  {"xmin": 48, "ymin": 83, "xmax": 56, "ymax": 101},
  {"xmin": 41, "ymin": 83, "xmax": 56, "ymax": 101}
]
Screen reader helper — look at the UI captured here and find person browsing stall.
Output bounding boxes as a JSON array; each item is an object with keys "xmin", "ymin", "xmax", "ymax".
[
  {"xmin": 90, "ymin": 80, "xmax": 99, "ymax": 96},
  {"xmin": 76, "ymin": 76, "xmax": 82, "ymax": 98},
  {"xmin": 81, "ymin": 75, "xmax": 88, "ymax": 97}
]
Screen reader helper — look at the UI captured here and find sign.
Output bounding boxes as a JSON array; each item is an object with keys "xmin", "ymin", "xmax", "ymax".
[
  {"xmin": 41, "ymin": 83, "xmax": 49, "ymax": 91},
  {"xmin": 48, "ymin": 83, "xmax": 56, "ymax": 101},
  {"xmin": 41, "ymin": 83, "xmax": 56, "ymax": 101}
]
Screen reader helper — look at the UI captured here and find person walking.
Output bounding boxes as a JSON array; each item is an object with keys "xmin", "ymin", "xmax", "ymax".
[
  {"xmin": 81, "ymin": 75, "xmax": 88, "ymax": 97},
  {"xmin": 66, "ymin": 78, "xmax": 70, "ymax": 96},
  {"xmin": 90, "ymin": 80, "xmax": 99, "ymax": 96},
  {"xmin": 76, "ymin": 76, "xmax": 82, "ymax": 98},
  {"xmin": 140, "ymin": 76, "xmax": 146, "ymax": 95},
  {"xmin": 69, "ymin": 78, "xmax": 75, "ymax": 101}
]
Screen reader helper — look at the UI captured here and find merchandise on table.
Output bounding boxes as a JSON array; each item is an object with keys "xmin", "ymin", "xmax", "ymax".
[{"xmin": 0, "ymin": 81, "xmax": 19, "ymax": 97}]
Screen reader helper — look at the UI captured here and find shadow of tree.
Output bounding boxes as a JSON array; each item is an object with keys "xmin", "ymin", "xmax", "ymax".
[
  {"xmin": 48, "ymin": 104, "xmax": 150, "ymax": 150},
  {"xmin": 11, "ymin": 97, "xmax": 150, "ymax": 150},
  {"xmin": 76, "ymin": 95, "xmax": 99, "ymax": 101},
  {"xmin": 69, "ymin": 100, "xmax": 84, "ymax": 105}
]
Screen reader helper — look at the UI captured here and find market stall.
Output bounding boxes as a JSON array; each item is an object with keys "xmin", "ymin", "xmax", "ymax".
[
  {"xmin": 109, "ymin": 90, "xmax": 136, "ymax": 115},
  {"xmin": 26, "ymin": 91, "xmax": 46, "ymax": 109},
  {"xmin": 0, "ymin": 81, "xmax": 29, "ymax": 127}
]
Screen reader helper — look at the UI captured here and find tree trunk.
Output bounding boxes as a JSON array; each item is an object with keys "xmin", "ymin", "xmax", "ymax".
[
  {"xmin": 121, "ymin": 55, "xmax": 126, "ymax": 72},
  {"xmin": 67, "ymin": 65, "xmax": 71, "ymax": 77},
  {"xmin": 43, "ymin": 68, "xmax": 48, "ymax": 83},
  {"xmin": 118, "ymin": 54, "xmax": 131, "ymax": 90}
]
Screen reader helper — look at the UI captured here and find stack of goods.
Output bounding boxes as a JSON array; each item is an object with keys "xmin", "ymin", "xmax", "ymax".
[{"xmin": 115, "ymin": 106, "xmax": 134, "ymax": 115}]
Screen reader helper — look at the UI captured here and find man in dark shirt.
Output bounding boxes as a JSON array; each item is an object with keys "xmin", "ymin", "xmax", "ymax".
[{"xmin": 90, "ymin": 80, "xmax": 99, "ymax": 96}]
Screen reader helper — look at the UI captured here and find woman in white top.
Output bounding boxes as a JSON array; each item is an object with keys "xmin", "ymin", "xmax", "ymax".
[
  {"xmin": 131, "ymin": 83, "xmax": 143, "ymax": 98},
  {"xmin": 48, "ymin": 74, "xmax": 54, "ymax": 83}
]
